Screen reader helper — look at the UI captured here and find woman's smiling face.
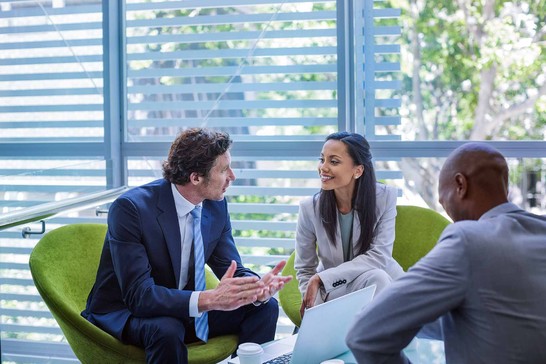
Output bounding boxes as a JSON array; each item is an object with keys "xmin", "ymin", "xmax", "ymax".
[{"xmin": 318, "ymin": 139, "xmax": 362, "ymax": 192}]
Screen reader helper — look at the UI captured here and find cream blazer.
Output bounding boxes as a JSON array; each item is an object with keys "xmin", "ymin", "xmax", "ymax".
[{"xmin": 295, "ymin": 183, "xmax": 403, "ymax": 296}]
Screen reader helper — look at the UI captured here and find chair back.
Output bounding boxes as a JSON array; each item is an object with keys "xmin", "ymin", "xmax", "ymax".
[
  {"xmin": 393, "ymin": 205, "xmax": 451, "ymax": 271},
  {"xmin": 29, "ymin": 223, "xmax": 145, "ymax": 363},
  {"xmin": 278, "ymin": 251, "xmax": 302, "ymax": 327}
]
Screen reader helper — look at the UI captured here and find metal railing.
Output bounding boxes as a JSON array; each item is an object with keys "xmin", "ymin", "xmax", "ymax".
[{"xmin": 0, "ymin": 187, "xmax": 128, "ymax": 232}]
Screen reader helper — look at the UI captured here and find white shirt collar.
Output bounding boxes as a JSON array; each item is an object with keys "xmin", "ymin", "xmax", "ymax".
[{"xmin": 171, "ymin": 183, "xmax": 201, "ymax": 217}]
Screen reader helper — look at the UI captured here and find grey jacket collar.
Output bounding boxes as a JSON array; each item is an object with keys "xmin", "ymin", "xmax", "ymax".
[{"xmin": 480, "ymin": 202, "xmax": 522, "ymax": 220}]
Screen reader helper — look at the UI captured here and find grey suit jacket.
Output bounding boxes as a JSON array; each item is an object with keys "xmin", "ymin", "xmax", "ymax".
[
  {"xmin": 295, "ymin": 183, "xmax": 403, "ymax": 296},
  {"xmin": 347, "ymin": 202, "xmax": 546, "ymax": 364}
]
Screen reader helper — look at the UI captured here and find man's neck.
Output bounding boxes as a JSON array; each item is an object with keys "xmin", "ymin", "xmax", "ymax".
[{"xmin": 175, "ymin": 183, "xmax": 203, "ymax": 205}]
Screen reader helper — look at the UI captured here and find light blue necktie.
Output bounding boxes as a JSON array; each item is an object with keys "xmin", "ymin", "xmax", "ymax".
[{"xmin": 190, "ymin": 206, "xmax": 209, "ymax": 342}]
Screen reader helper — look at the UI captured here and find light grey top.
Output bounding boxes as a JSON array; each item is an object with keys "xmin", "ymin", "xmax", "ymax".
[
  {"xmin": 347, "ymin": 202, "xmax": 546, "ymax": 364},
  {"xmin": 338, "ymin": 210, "xmax": 354, "ymax": 262}
]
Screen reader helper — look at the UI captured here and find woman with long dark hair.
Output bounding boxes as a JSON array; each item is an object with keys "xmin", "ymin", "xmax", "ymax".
[{"xmin": 295, "ymin": 131, "xmax": 403, "ymax": 314}]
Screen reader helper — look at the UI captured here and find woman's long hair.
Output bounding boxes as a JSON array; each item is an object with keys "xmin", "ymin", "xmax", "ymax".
[{"xmin": 314, "ymin": 131, "xmax": 377, "ymax": 256}]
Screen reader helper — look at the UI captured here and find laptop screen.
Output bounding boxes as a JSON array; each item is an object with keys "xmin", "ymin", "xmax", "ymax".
[
  {"xmin": 228, "ymin": 285, "xmax": 376, "ymax": 364},
  {"xmin": 290, "ymin": 285, "xmax": 376, "ymax": 364}
]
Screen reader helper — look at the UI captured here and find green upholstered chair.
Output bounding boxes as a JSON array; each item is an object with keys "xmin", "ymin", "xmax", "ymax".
[
  {"xmin": 392, "ymin": 205, "xmax": 451, "ymax": 271},
  {"xmin": 29, "ymin": 223, "xmax": 238, "ymax": 364},
  {"xmin": 277, "ymin": 251, "xmax": 302, "ymax": 327},
  {"xmin": 279, "ymin": 205, "xmax": 451, "ymax": 328}
]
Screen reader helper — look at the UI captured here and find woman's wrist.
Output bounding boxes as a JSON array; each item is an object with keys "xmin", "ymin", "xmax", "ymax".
[{"xmin": 310, "ymin": 274, "xmax": 323, "ymax": 287}]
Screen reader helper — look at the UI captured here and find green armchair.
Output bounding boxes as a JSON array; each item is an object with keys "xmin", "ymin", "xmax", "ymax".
[
  {"xmin": 391, "ymin": 205, "xmax": 451, "ymax": 271},
  {"xmin": 279, "ymin": 205, "xmax": 451, "ymax": 328},
  {"xmin": 29, "ymin": 223, "xmax": 238, "ymax": 364}
]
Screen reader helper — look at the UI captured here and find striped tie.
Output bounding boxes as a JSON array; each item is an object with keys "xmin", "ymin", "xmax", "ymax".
[{"xmin": 190, "ymin": 206, "xmax": 209, "ymax": 342}]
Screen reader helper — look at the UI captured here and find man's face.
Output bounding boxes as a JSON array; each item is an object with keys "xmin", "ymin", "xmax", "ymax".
[
  {"xmin": 438, "ymin": 174, "xmax": 450, "ymax": 216},
  {"xmin": 197, "ymin": 151, "xmax": 236, "ymax": 201}
]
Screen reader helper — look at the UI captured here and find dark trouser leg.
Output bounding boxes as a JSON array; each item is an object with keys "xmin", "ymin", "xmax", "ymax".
[
  {"xmin": 209, "ymin": 297, "xmax": 279, "ymax": 345},
  {"xmin": 123, "ymin": 315, "xmax": 191, "ymax": 364},
  {"xmin": 119, "ymin": 299, "xmax": 279, "ymax": 362}
]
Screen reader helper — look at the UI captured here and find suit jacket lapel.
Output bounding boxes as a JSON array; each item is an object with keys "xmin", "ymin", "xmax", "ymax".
[{"xmin": 156, "ymin": 180, "xmax": 182, "ymax": 287}]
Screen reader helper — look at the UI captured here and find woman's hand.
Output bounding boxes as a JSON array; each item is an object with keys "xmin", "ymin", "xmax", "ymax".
[{"xmin": 300, "ymin": 274, "xmax": 322, "ymax": 317}]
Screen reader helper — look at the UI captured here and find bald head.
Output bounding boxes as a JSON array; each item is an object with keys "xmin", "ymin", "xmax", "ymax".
[{"xmin": 438, "ymin": 143, "xmax": 509, "ymax": 221}]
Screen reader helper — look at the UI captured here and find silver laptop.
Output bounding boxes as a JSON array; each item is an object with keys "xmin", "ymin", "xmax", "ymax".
[{"xmin": 229, "ymin": 284, "xmax": 376, "ymax": 364}]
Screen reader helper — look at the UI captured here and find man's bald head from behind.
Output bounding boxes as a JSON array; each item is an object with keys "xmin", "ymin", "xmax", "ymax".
[{"xmin": 438, "ymin": 143, "xmax": 509, "ymax": 222}]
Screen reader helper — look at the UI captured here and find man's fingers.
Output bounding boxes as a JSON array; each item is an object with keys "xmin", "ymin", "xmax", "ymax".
[
  {"xmin": 270, "ymin": 260, "xmax": 286, "ymax": 276},
  {"xmin": 221, "ymin": 260, "xmax": 237, "ymax": 280},
  {"xmin": 231, "ymin": 288, "xmax": 260, "ymax": 303},
  {"xmin": 259, "ymin": 260, "xmax": 289, "ymax": 286},
  {"xmin": 266, "ymin": 275, "xmax": 292, "ymax": 289},
  {"xmin": 230, "ymin": 276, "xmax": 261, "ymax": 286},
  {"xmin": 223, "ymin": 277, "xmax": 262, "ymax": 293}
]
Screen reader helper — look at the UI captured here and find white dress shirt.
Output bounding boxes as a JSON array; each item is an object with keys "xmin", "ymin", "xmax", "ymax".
[{"xmin": 171, "ymin": 183, "xmax": 203, "ymax": 318}]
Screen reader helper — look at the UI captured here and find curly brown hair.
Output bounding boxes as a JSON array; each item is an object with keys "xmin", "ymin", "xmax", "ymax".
[{"xmin": 162, "ymin": 128, "xmax": 232, "ymax": 185}]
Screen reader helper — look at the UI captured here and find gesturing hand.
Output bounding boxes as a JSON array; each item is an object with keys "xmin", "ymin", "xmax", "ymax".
[
  {"xmin": 256, "ymin": 260, "xmax": 293, "ymax": 303},
  {"xmin": 199, "ymin": 260, "xmax": 264, "ymax": 312}
]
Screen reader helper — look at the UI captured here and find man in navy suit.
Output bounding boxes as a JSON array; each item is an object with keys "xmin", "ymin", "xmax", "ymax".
[{"xmin": 82, "ymin": 128, "xmax": 292, "ymax": 363}]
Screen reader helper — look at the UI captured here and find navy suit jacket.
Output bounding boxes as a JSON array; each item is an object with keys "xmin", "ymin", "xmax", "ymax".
[{"xmin": 82, "ymin": 178, "xmax": 257, "ymax": 338}]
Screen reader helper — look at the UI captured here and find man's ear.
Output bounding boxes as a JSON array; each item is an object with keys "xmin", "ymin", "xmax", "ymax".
[
  {"xmin": 189, "ymin": 172, "xmax": 202, "ymax": 185},
  {"xmin": 455, "ymin": 173, "xmax": 467, "ymax": 198}
]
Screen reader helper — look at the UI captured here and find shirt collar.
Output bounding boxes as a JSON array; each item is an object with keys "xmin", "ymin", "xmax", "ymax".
[{"xmin": 171, "ymin": 183, "xmax": 201, "ymax": 217}]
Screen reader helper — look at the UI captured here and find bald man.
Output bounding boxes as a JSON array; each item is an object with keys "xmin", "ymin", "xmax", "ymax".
[{"xmin": 346, "ymin": 142, "xmax": 546, "ymax": 364}]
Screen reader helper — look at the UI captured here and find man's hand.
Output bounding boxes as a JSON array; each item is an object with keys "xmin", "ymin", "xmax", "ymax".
[
  {"xmin": 300, "ymin": 274, "xmax": 322, "ymax": 317},
  {"xmin": 256, "ymin": 260, "xmax": 293, "ymax": 303},
  {"xmin": 199, "ymin": 260, "xmax": 264, "ymax": 311}
]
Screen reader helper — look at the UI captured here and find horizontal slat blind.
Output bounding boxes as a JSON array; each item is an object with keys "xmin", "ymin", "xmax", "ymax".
[
  {"xmin": 0, "ymin": 2, "xmax": 107, "ymax": 360},
  {"xmin": 0, "ymin": 1, "xmax": 104, "ymax": 141},
  {"xmin": 125, "ymin": 0, "xmax": 338, "ymax": 140},
  {"xmin": 359, "ymin": 0, "xmax": 401, "ymax": 139}
]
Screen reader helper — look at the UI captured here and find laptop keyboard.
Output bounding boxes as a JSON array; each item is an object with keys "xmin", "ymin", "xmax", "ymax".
[{"xmin": 263, "ymin": 352, "xmax": 292, "ymax": 364}]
